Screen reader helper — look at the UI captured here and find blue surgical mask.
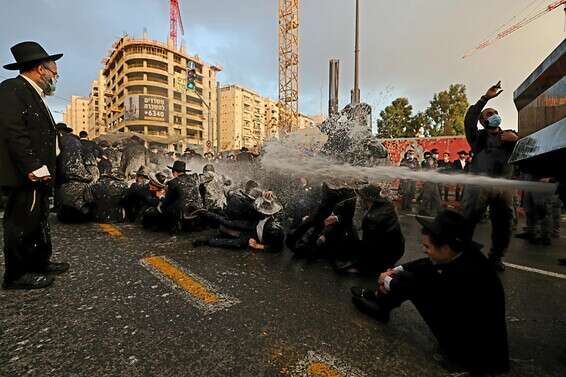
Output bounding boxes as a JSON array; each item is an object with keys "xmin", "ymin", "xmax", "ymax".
[{"xmin": 487, "ymin": 114, "xmax": 502, "ymax": 128}]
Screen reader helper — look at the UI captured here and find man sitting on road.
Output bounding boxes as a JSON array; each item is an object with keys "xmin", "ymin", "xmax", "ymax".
[{"xmin": 350, "ymin": 210, "xmax": 509, "ymax": 375}]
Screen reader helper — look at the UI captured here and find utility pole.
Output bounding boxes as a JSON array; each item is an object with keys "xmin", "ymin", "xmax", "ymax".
[
  {"xmin": 350, "ymin": 0, "xmax": 361, "ymax": 105},
  {"xmin": 328, "ymin": 59, "xmax": 340, "ymax": 116}
]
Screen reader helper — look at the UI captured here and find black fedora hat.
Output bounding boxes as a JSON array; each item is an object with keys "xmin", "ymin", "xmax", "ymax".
[
  {"xmin": 416, "ymin": 210, "xmax": 482, "ymax": 251},
  {"xmin": 55, "ymin": 122, "xmax": 73, "ymax": 133},
  {"xmin": 4, "ymin": 41, "xmax": 63, "ymax": 70},
  {"xmin": 355, "ymin": 184, "xmax": 382, "ymax": 202},
  {"xmin": 167, "ymin": 160, "xmax": 189, "ymax": 173}
]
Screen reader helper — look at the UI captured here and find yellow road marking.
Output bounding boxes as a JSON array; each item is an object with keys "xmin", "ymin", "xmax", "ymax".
[
  {"xmin": 143, "ymin": 256, "xmax": 220, "ymax": 304},
  {"xmin": 98, "ymin": 223, "xmax": 123, "ymax": 238},
  {"xmin": 307, "ymin": 362, "xmax": 344, "ymax": 377}
]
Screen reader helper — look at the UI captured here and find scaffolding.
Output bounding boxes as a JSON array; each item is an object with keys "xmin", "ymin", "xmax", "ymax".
[{"xmin": 278, "ymin": 0, "xmax": 300, "ymax": 133}]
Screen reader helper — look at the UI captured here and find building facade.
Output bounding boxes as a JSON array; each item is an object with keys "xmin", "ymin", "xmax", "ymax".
[
  {"xmin": 63, "ymin": 95, "xmax": 89, "ymax": 134},
  {"xmin": 87, "ymin": 70, "xmax": 106, "ymax": 138},
  {"xmin": 100, "ymin": 34, "xmax": 221, "ymax": 152},
  {"xmin": 219, "ymin": 84, "xmax": 280, "ymax": 152}
]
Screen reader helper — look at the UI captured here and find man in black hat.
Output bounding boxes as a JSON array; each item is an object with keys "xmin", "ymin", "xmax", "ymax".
[
  {"xmin": 452, "ymin": 150, "xmax": 469, "ymax": 201},
  {"xmin": 79, "ymin": 131, "xmax": 102, "ymax": 184},
  {"xmin": 335, "ymin": 184, "xmax": 405, "ymax": 275},
  {"xmin": 161, "ymin": 160, "xmax": 204, "ymax": 232},
  {"xmin": 0, "ymin": 41, "xmax": 68, "ymax": 289},
  {"xmin": 350, "ymin": 210, "xmax": 509, "ymax": 375},
  {"xmin": 90, "ymin": 171, "xmax": 129, "ymax": 223}
]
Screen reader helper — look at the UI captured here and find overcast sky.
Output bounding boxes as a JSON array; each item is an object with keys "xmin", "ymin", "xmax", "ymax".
[{"xmin": 1, "ymin": 0, "xmax": 564, "ymax": 128}]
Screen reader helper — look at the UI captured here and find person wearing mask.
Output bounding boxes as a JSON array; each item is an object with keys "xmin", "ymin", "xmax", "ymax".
[
  {"xmin": 452, "ymin": 150, "xmax": 469, "ymax": 201},
  {"xmin": 399, "ymin": 150, "xmax": 419, "ymax": 211},
  {"xmin": 350, "ymin": 210, "xmax": 509, "ymax": 375},
  {"xmin": 0, "ymin": 42, "xmax": 69, "ymax": 289},
  {"xmin": 462, "ymin": 82, "xmax": 518, "ymax": 271}
]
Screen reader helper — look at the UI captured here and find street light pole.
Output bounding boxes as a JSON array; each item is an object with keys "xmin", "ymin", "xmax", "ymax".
[{"xmin": 351, "ymin": 0, "xmax": 361, "ymax": 105}]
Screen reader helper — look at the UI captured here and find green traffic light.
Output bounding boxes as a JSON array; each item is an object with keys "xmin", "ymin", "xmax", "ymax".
[{"xmin": 187, "ymin": 82, "xmax": 195, "ymax": 90}]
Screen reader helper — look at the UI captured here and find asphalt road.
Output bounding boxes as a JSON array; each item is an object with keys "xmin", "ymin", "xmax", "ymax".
[{"xmin": 1, "ymin": 212, "xmax": 565, "ymax": 377}]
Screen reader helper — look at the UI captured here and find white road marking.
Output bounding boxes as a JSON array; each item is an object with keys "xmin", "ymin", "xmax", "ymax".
[{"xmin": 503, "ymin": 262, "xmax": 566, "ymax": 280}]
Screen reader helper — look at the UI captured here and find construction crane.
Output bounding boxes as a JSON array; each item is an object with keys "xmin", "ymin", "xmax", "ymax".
[
  {"xmin": 169, "ymin": 0, "xmax": 185, "ymax": 49},
  {"xmin": 278, "ymin": 0, "xmax": 300, "ymax": 133},
  {"xmin": 464, "ymin": 0, "xmax": 566, "ymax": 58}
]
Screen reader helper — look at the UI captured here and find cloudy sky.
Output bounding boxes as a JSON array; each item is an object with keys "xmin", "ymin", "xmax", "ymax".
[{"xmin": 1, "ymin": 0, "xmax": 564, "ymax": 128}]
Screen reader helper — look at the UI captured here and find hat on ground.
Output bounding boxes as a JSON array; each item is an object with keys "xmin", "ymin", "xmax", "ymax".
[
  {"xmin": 167, "ymin": 160, "xmax": 189, "ymax": 173},
  {"xmin": 136, "ymin": 166, "xmax": 149, "ymax": 178},
  {"xmin": 254, "ymin": 193, "xmax": 283, "ymax": 216},
  {"xmin": 355, "ymin": 184, "xmax": 382, "ymax": 202},
  {"xmin": 416, "ymin": 210, "xmax": 482, "ymax": 251},
  {"xmin": 4, "ymin": 41, "xmax": 63, "ymax": 70},
  {"xmin": 148, "ymin": 172, "xmax": 167, "ymax": 189}
]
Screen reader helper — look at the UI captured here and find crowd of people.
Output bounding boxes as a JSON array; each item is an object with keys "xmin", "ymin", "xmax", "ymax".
[{"xmin": 1, "ymin": 42, "xmax": 564, "ymax": 376}]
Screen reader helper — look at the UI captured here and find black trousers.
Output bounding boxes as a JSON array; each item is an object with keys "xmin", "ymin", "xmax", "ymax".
[{"xmin": 3, "ymin": 185, "xmax": 52, "ymax": 283}]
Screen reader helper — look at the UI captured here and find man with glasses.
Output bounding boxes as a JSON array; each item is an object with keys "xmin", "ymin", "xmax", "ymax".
[{"xmin": 0, "ymin": 41, "xmax": 69, "ymax": 289}]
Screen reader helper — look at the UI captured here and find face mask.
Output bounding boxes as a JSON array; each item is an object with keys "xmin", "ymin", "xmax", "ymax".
[
  {"xmin": 432, "ymin": 154, "xmax": 438, "ymax": 159},
  {"xmin": 486, "ymin": 114, "xmax": 502, "ymax": 128},
  {"xmin": 407, "ymin": 155, "xmax": 414, "ymax": 160}
]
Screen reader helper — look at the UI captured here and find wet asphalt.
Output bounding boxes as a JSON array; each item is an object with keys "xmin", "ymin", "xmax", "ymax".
[{"xmin": 1, "ymin": 212, "xmax": 565, "ymax": 377}]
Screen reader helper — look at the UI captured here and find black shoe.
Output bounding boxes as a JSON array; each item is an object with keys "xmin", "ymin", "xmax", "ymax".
[
  {"xmin": 334, "ymin": 260, "xmax": 358, "ymax": 273},
  {"xmin": 352, "ymin": 296, "xmax": 390, "ymax": 323},
  {"xmin": 350, "ymin": 286, "xmax": 377, "ymax": 300},
  {"xmin": 489, "ymin": 257, "xmax": 505, "ymax": 272},
  {"xmin": 41, "ymin": 262, "xmax": 70, "ymax": 275},
  {"xmin": 2, "ymin": 273, "xmax": 54, "ymax": 290}
]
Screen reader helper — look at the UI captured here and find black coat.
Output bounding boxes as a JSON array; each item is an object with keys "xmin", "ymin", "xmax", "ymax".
[
  {"xmin": 124, "ymin": 183, "xmax": 160, "ymax": 222},
  {"xmin": 355, "ymin": 199, "xmax": 405, "ymax": 273},
  {"xmin": 0, "ymin": 76, "xmax": 57, "ymax": 188},
  {"xmin": 162, "ymin": 173, "xmax": 203, "ymax": 219},
  {"xmin": 90, "ymin": 175, "xmax": 129, "ymax": 223},
  {"xmin": 452, "ymin": 159, "xmax": 469, "ymax": 173},
  {"xmin": 392, "ymin": 250, "xmax": 509, "ymax": 373},
  {"xmin": 80, "ymin": 139, "xmax": 102, "ymax": 160}
]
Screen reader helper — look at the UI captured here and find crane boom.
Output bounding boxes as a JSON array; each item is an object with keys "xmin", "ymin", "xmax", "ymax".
[
  {"xmin": 463, "ymin": 0, "xmax": 566, "ymax": 58},
  {"xmin": 169, "ymin": 0, "xmax": 185, "ymax": 48}
]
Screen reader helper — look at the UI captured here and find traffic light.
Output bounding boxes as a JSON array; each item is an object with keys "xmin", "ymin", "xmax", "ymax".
[{"xmin": 187, "ymin": 69, "xmax": 196, "ymax": 90}]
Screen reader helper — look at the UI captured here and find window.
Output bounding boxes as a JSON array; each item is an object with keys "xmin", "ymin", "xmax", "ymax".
[
  {"xmin": 174, "ymin": 104, "xmax": 182, "ymax": 113},
  {"xmin": 174, "ymin": 116, "xmax": 183, "ymax": 125},
  {"xmin": 174, "ymin": 91, "xmax": 182, "ymax": 100}
]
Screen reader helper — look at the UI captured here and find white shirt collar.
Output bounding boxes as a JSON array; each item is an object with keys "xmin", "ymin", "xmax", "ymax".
[{"xmin": 20, "ymin": 74, "xmax": 44, "ymax": 98}]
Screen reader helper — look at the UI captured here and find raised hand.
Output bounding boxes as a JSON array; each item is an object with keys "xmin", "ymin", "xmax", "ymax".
[{"xmin": 485, "ymin": 81, "xmax": 503, "ymax": 99}]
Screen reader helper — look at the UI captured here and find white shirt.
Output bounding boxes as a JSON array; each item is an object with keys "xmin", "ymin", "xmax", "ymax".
[{"xmin": 20, "ymin": 74, "xmax": 60, "ymax": 177}]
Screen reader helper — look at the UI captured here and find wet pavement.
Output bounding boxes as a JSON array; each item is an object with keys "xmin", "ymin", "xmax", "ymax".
[{"xmin": 1, "ymin": 212, "xmax": 565, "ymax": 377}]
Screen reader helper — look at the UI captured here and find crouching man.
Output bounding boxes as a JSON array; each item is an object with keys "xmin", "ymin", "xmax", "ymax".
[{"xmin": 350, "ymin": 210, "xmax": 509, "ymax": 375}]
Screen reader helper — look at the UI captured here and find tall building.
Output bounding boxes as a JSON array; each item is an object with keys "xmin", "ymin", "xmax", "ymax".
[
  {"xmin": 100, "ymin": 34, "xmax": 221, "ymax": 153},
  {"xmin": 87, "ymin": 70, "xmax": 106, "ymax": 138},
  {"xmin": 63, "ymin": 95, "xmax": 89, "ymax": 134},
  {"xmin": 219, "ymin": 84, "xmax": 280, "ymax": 152}
]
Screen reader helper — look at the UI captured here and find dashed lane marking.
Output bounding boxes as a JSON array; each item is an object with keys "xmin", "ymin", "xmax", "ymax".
[
  {"xmin": 141, "ymin": 255, "xmax": 240, "ymax": 314},
  {"xmin": 291, "ymin": 351, "xmax": 366, "ymax": 377},
  {"xmin": 503, "ymin": 262, "xmax": 566, "ymax": 280},
  {"xmin": 98, "ymin": 223, "xmax": 124, "ymax": 238}
]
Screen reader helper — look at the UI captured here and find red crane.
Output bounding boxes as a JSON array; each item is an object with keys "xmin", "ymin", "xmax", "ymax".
[
  {"xmin": 463, "ymin": 0, "xmax": 566, "ymax": 58},
  {"xmin": 169, "ymin": 0, "xmax": 185, "ymax": 49}
]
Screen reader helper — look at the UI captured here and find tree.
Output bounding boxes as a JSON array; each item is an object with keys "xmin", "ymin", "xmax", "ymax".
[
  {"xmin": 376, "ymin": 97, "xmax": 418, "ymax": 138},
  {"xmin": 424, "ymin": 84, "xmax": 469, "ymax": 136}
]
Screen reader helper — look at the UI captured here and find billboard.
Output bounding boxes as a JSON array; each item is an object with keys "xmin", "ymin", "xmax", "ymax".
[{"xmin": 124, "ymin": 95, "xmax": 169, "ymax": 122}]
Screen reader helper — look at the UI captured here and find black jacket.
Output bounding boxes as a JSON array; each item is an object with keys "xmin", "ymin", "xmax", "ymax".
[
  {"xmin": 451, "ymin": 159, "xmax": 469, "ymax": 173},
  {"xmin": 124, "ymin": 183, "xmax": 160, "ymax": 222},
  {"xmin": 355, "ymin": 199, "xmax": 405, "ymax": 273},
  {"xmin": 0, "ymin": 76, "xmax": 57, "ymax": 187},
  {"xmin": 90, "ymin": 175, "xmax": 129, "ymax": 223},
  {"xmin": 392, "ymin": 250, "xmax": 509, "ymax": 374},
  {"xmin": 464, "ymin": 97, "xmax": 516, "ymax": 177},
  {"xmin": 162, "ymin": 173, "xmax": 203, "ymax": 219}
]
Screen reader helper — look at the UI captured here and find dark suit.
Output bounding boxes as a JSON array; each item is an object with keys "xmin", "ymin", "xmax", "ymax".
[
  {"xmin": 383, "ymin": 249, "xmax": 509, "ymax": 374},
  {"xmin": 0, "ymin": 76, "xmax": 57, "ymax": 283},
  {"xmin": 351, "ymin": 199, "xmax": 405, "ymax": 274},
  {"xmin": 161, "ymin": 173, "xmax": 203, "ymax": 230},
  {"xmin": 452, "ymin": 159, "xmax": 469, "ymax": 201}
]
